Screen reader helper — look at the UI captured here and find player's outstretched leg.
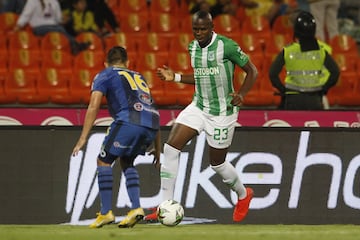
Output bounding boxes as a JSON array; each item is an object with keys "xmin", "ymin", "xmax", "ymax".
[
  {"xmin": 118, "ymin": 208, "xmax": 145, "ymax": 228},
  {"xmin": 89, "ymin": 210, "xmax": 115, "ymax": 228},
  {"xmin": 233, "ymin": 188, "xmax": 254, "ymax": 222}
]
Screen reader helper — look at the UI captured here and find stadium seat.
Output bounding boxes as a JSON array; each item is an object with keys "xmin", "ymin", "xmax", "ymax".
[
  {"xmin": 332, "ymin": 53, "xmax": 358, "ymax": 73},
  {"xmin": 117, "ymin": 12, "xmax": 149, "ymax": 37},
  {"xmin": 329, "ymin": 34, "xmax": 359, "ymax": 57},
  {"xmin": 41, "ymin": 50, "xmax": 74, "ymax": 85},
  {"xmin": 235, "ymin": 69, "xmax": 275, "ymax": 107},
  {"xmin": 168, "ymin": 51, "xmax": 192, "ymax": 74},
  {"xmin": 264, "ymin": 33, "xmax": 292, "ymax": 57},
  {"xmin": 8, "ymin": 49, "xmax": 41, "ymax": 70},
  {"xmin": 149, "ymin": 0, "xmax": 180, "ymax": 15},
  {"xmin": 106, "ymin": 0, "xmax": 119, "ymax": 9},
  {"xmin": 5, "ymin": 67, "xmax": 48, "ymax": 104},
  {"xmin": 118, "ymin": 0, "xmax": 148, "ymax": 14},
  {"xmin": 104, "ymin": 32, "xmax": 137, "ymax": 53},
  {"xmin": 271, "ymin": 15, "xmax": 294, "ymax": 36},
  {"xmin": 7, "ymin": 31, "xmax": 40, "ymax": 53},
  {"xmin": 0, "ymin": 82, "xmax": 17, "ymax": 104},
  {"xmin": 142, "ymin": 32, "xmax": 170, "ymax": 52},
  {"xmin": 40, "ymin": 32, "xmax": 71, "ymax": 52},
  {"xmin": 75, "ymin": 32, "xmax": 104, "ymax": 52},
  {"xmin": 234, "ymin": 33, "xmax": 264, "ymax": 58},
  {"xmin": 0, "ymin": 36, "xmax": 8, "ymax": 85},
  {"xmin": 41, "ymin": 49, "xmax": 73, "ymax": 69},
  {"xmin": 73, "ymin": 50, "xmax": 105, "ymax": 70},
  {"xmin": 326, "ymin": 71, "xmax": 359, "ymax": 106},
  {"xmin": 136, "ymin": 51, "xmax": 169, "ymax": 72},
  {"xmin": 213, "ymin": 14, "xmax": 241, "ymax": 38},
  {"xmin": 38, "ymin": 67, "xmax": 80, "ymax": 104},
  {"xmin": 0, "ymin": 12, "xmax": 19, "ymax": 34},
  {"xmin": 148, "ymin": 13, "xmax": 180, "ymax": 39},
  {"xmin": 241, "ymin": 14, "xmax": 272, "ymax": 48},
  {"xmin": 163, "ymin": 80, "xmax": 194, "ymax": 106},
  {"xmin": 70, "ymin": 68, "xmax": 99, "ymax": 104},
  {"xmin": 169, "ymin": 32, "xmax": 192, "ymax": 52},
  {"xmin": 179, "ymin": 15, "xmax": 193, "ymax": 34}
]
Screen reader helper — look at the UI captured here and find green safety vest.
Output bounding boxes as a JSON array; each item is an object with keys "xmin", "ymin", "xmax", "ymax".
[{"xmin": 284, "ymin": 41, "xmax": 329, "ymax": 92}]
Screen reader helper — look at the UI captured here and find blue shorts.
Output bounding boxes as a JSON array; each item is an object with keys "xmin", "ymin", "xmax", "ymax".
[{"xmin": 98, "ymin": 121, "xmax": 157, "ymax": 164}]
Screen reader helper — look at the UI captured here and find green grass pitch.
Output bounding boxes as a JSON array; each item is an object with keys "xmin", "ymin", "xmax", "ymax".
[{"xmin": 1, "ymin": 224, "xmax": 360, "ymax": 240}]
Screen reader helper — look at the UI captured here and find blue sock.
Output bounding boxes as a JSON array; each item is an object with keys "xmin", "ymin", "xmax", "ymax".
[
  {"xmin": 97, "ymin": 166, "xmax": 113, "ymax": 215},
  {"xmin": 124, "ymin": 167, "xmax": 140, "ymax": 209}
]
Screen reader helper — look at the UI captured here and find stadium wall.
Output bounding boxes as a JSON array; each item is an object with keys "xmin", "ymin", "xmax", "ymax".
[{"xmin": 0, "ymin": 126, "xmax": 359, "ymax": 224}]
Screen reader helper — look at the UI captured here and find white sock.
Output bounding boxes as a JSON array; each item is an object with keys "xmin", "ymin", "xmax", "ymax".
[
  {"xmin": 211, "ymin": 161, "xmax": 247, "ymax": 199},
  {"xmin": 160, "ymin": 143, "xmax": 180, "ymax": 201}
]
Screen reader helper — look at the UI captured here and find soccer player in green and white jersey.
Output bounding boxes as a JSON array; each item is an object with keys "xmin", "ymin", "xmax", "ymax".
[{"xmin": 144, "ymin": 10, "xmax": 258, "ymax": 223}]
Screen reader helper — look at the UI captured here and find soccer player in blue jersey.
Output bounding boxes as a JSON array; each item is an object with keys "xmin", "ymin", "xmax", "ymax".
[
  {"xmin": 144, "ymin": 10, "xmax": 258, "ymax": 223},
  {"xmin": 72, "ymin": 46, "xmax": 161, "ymax": 228}
]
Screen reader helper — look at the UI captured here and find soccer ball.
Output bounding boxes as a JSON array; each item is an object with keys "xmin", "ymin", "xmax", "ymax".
[{"xmin": 157, "ymin": 200, "xmax": 184, "ymax": 227}]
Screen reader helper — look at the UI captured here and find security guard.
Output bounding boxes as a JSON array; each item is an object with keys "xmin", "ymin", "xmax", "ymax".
[{"xmin": 269, "ymin": 11, "xmax": 340, "ymax": 110}]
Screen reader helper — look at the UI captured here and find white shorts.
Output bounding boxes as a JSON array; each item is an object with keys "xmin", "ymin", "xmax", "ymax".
[{"xmin": 175, "ymin": 102, "xmax": 238, "ymax": 149}]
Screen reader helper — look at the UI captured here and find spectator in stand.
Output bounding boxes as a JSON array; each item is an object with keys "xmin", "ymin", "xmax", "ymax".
[
  {"xmin": 86, "ymin": 0, "xmax": 120, "ymax": 36},
  {"xmin": 64, "ymin": 0, "xmax": 99, "ymax": 37},
  {"xmin": 269, "ymin": 11, "xmax": 340, "ymax": 110},
  {"xmin": 0, "ymin": 0, "xmax": 26, "ymax": 14},
  {"xmin": 13, "ymin": 0, "xmax": 91, "ymax": 55},
  {"xmin": 266, "ymin": 0, "xmax": 298, "ymax": 28},
  {"xmin": 308, "ymin": 0, "xmax": 340, "ymax": 42}
]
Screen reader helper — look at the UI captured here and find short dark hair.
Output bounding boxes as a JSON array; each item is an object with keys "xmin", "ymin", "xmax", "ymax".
[
  {"xmin": 106, "ymin": 46, "xmax": 128, "ymax": 65},
  {"xmin": 193, "ymin": 10, "xmax": 213, "ymax": 22}
]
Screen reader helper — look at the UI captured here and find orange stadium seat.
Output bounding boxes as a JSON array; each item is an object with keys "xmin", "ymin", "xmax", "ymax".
[
  {"xmin": 0, "ymin": 36, "xmax": 8, "ymax": 84},
  {"xmin": 169, "ymin": 32, "xmax": 192, "ymax": 52},
  {"xmin": 40, "ymin": 32, "xmax": 71, "ymax": 52},
  {"xmin": 0, "ymin": 12, "xmax": 19, "ymax": 34},
  {"xmin": 0, "ymin": 82, "xmax": 17, "ymax": 104},
  {"xmin": 179, "ymin": 15, "xmax": 193, "ymax": 34},
  {"xmin": 118, "ymin": 12, "xmax": 149, "ymax": 37},
  {"xmin": 7, "ymin": 31, "xmax": 40, "ymax": 53},
  {"xmin": 241, "ymin": 14, "xmax": 272, "ymax": 48},
  {"xmin": 74, "ymin": 50, "xmax": 105, "ymax": 70},
  {"xmin": 264, "ymin": 33, "xmax": 292, "ymax": 57},
  {"xmin": 234, "ymin": 33, "xmax": 264, "ymax": 58},
  {"xmin": 103, "ymin": 32, "xmax": 137, "ymax": 53},
  {"xmin": 142, "ymin": 32, "xmax": 170, "ymax": 52},
  {"xmin": 70, "ymin": 68, "xmax": 99, "ymax": 104},
  {"xmin": 235, "ymin": 68, "xmax": 275, "ymax": 107},
  {"xmin": 326, "ymin": 71, "xmax": 358, "ymax": 106},
  {"xmin": 8, "ymin": 49, "xmax": 41, "ymax": 70},
  {"xmin": 5, "ymin": 67, "xmax": 48, "ymax": 104},
  {"xmin": 329, "ymin": 34, "xmax": 359, "ymax": 57},
  {"xmin": 332, "ymin": 53, "xmax": 358, "ymax": 73},
  {"xmin": 213, "ymin": 14, "xmax": 241, "ymax": 38},
  {"xmin": 136, "ymin": 51, "xmax": 169, "ymax": 72},
  {"xmin": 168, "ymin": 51, "xmax": 192, "ymax": 74},
  {"xmin": 118, "ymin": 0, "xmax": 148, "ymax": 14},
  {"xmin": 41, "ymin": 50, "xmax": 74, "ymax": 86},
  {"xmin": 149, "ymin": 13, "xmax": 180, "ymax": 39},
  {"xmin": 271, "ymin": 14, "xmax": 294, "ymax": 37},
  {"xmin": 41, "ymin": 49, "xmax": 73, "ymax": 69},
  {"xmin": 38, "ymin": 67, "xmax": 80, "ymax": 104},
  {"xmin": 163, "ymin": 80, "xmax": 194, "ymax": 106},
  {"xmin": 149, "ymin": 0, "xmax": 180, "ymax": 15},
  {"xmin": 75, "ymin": 32, "xmax": 104, "ymax": 52}
]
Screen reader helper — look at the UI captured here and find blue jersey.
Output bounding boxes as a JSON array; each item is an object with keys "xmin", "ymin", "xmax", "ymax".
[{"xmin": 92, "ymin": 66, "xmax": 160, "ymax": 130}]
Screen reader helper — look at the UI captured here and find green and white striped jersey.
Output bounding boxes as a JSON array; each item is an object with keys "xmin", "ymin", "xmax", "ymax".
[{"xmin": 188, "ymin": 33, "xmax": 249, "ymax": 116}]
